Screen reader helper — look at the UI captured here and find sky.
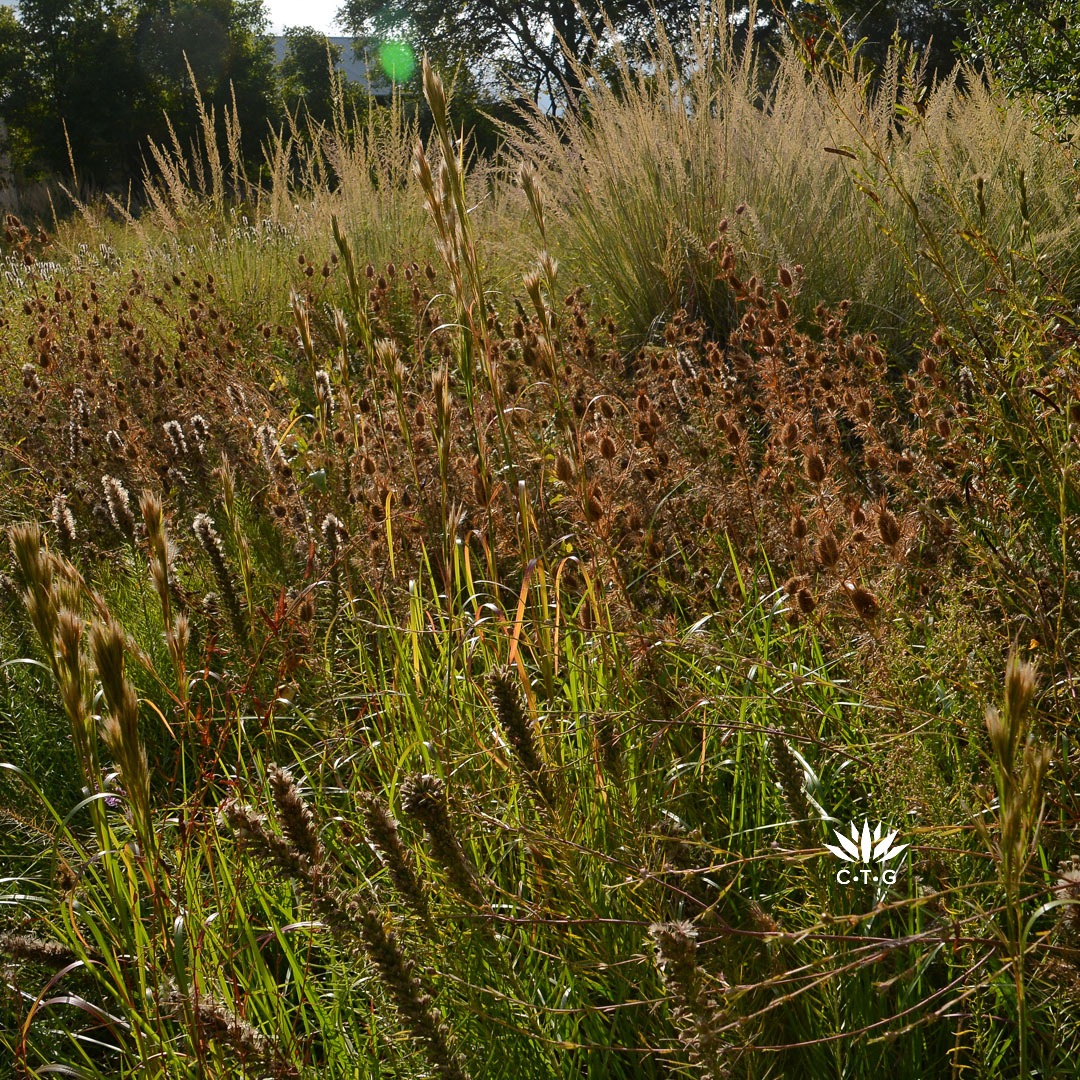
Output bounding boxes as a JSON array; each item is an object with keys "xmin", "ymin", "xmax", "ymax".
[{"xmin": 265, "ymin": 0, "xmax": 343, "ymax": 36}]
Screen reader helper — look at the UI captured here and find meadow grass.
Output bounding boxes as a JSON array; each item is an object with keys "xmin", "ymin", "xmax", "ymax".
[{"xmin": 2, "ymin": 9, "xmax": 1080, "ymax": 1080}]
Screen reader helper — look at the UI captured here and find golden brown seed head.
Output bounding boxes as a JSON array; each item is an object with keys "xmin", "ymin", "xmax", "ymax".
[
  {"xmin": 816, "ymin": 531, "xmax": 840, "ymax": 568},
  {"xmin": 844, "ymin": 581, "xmax": 879, "ymax": 620},
  {"xmin": 877, "ymin": 505, "xmax": 901, "ymax": 547}
]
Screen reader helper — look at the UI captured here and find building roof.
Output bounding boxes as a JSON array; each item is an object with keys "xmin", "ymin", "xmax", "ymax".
[{"xmin": 272, "ymin": 36, "xmax": 391, "ymax": 97}]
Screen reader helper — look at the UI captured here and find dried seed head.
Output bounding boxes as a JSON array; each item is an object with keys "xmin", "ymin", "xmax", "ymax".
[
  {"xmin": 102, "ymin": 476, "xmax": 135, "ymax": 540},
  {"xmin": 190, "ymin": 414, "xmax": 209, "ymax": 454},
  {"xmin": 780, "ymin": 421, "xmax": 798, "ymax": 447},
  {"xmin": 359, "ymin": 790, "xmax": 431, "ymax": 925},
  {"xmin": 649, "ymin": 919, "xmax": 698, "ymax": 996},
  {"xmin": 488, "ymin": 666, "xmax": 554, "ymax": 804},
  {"xmin": 816, "ymin": 530, "xmax": 840, "ymax": 568},
  {"xmin": 769, "ymin": 736, "xmax": 813, "ymax": 847},
  {"xmin": 193, "ymin": 513, "xmax": 246, "ymax": 641},
  {"xmin": 804, "ymin": 450, "xmax": 826, "ymax": 485},
  {"xmin": 267, "ymin": 763, "xmax": 323, "ymax": 865},
  {"xmin": 226, "ymin": 384, "xmax": 249, "ymax": 414},
  {"xmin": 256, "ymin": 424, "xmax": 290, "ymax": 480},
  {"xmin": 1004, "ymin": 651, "xmax": 1036, "ymax": 723},
  {"xmin": 877, "ymin": 504, "xmax": 901, "ymax": 547},
  {"xmin": 0, "ymin": 932, "xmax": 82, "ymax": 969},
  {"xmin": 555, "ymin": 453, "xmax": 575, "ymax": 485},
  {"xmin": 163, "ymin": 420, "xmax": 188, "ymax": 458},
  {"xmin": 844, "ymin": 581, "xmax": 879, "ymax": 620},
  {"xmin": 51, "ymin": 493, "xmax": 76, "ymax": 548},
  {"xmin": 401, "ymin": 773, "xmax": 487, "ymax": 909},
  {"xmin": 321, "ymin": 513, "xmax": 349, "ymax": 553}
]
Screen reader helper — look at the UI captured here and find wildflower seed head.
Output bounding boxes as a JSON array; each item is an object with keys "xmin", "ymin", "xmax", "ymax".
[
  {"xmin": 877, "ymin": 504, "xmax": 901, "ymax": 547},
  {"xmin": 226, "ymin": 384, "xmax": 249, "ymax": 414},
  {"xmin": 189, "ymin": 414, "xmax": 209, "ymax": 454},
  {"xmin": 649, "ymin": 920, "xmax": 699, "ymax": 1006},
  {"xmin": 488, "ymin": 666, "xmax": 553, "ymax": 803},
  {"xmin": 193, "ymin": 513, "xmax": 223, "ymax": 562},
  {"xmin": 359, "ymin": 790, "xmax": 431, "ymax": 923},
  {"xmin": 401, "ymin": 772, "xmax": 486, "ymax": 908},
  {"xmin": 163, "ymin": 420, "xmax": 188, "ymax": 458},
  {"xmin": 844, "ymin": 581, "xmax": 880, "ymax": 620},
  {"xmin": 804, "ymin": 450, "xmax": 826, "ymax": 485},
  {"xmin": 816, "ymin": 530, "xmax": 840, "ymax": 569},
  {"xmin": 769, "ymin": 736, "xmax": 813, "ymax": 846},
  {"xmin": 0, "ymin": 932, "xmax": 81, "ymax": 970},
  {"xmin": 256, "ymin": 424, "xmax": 289, "ymax": 480},
  {"xmin": 102, "ymin": 476, "xmax": 135, "ymax": 540},
  {"xmin": 321, "ymin": 513, "xmax": 349, "ymax": 553},
  {"xmin": 51, "ymin": 493, "xmax": 76, "ymax": 548},
  {"xmin": 1004, "ymin": 650, "xmax": 1037, "ymax": 723},
  {"xmin": 267, "ymin": 763, "xmax": 323, "ymax": 865}
]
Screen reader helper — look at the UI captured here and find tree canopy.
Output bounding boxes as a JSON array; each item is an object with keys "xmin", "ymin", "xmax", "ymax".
[
  {"xmin": 958, "ymin": 0, "xmax": 1080, "ymax": 119},
  {"xmin": 336, "ymin": 0, "xmax": 706, "ymax": 106}
]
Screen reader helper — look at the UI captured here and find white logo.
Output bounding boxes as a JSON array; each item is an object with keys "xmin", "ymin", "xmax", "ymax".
[{"xmin": 825, "ymin": 820, "xmax": 907, "ymax": 885}]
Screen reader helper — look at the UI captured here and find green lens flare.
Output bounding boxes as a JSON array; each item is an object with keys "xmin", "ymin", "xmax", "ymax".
[{"xmin": 378, "ymin": 40, "xmax": 416, "ymax": 82}]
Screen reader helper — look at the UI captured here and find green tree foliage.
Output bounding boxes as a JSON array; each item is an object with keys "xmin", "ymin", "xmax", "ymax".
[
  {"xmin": 280, "ymin": 26, "xmax": 369, "ymax": 127},
  {"xmin": 0, "ymin": 0, "xmax": 277, "ymax": 186},
  {"xmin": 135, "ymin": 0, "xmax": 278, "ymax": 149},
  {"xmin": 827, "ymin": 2, "xmax": 963, "ymax": 80},
  {"xmin": 335, "ymin": 0, "xmax": 702, "ymax": 106},
  {"xmin": 959, "ymin": 0, "xmax": 1080, "ymax": 119},
  {"xmin": 775, "ymin": 2, "xmax": 963, "ymax": 82},
  {"xmin": 2, "ymin": 0, "xmax": 154, "ymax": 182}
]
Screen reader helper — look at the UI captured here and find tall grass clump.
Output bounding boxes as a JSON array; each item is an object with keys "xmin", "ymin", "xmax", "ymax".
[{"xmin": 508, "ymin": 3, "xmax": 1080, "ymax": 351}]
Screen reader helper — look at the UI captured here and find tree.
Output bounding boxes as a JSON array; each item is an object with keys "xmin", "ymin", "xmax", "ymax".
[
  {"xmin": 134, "ymin": 0, "xmax": 279, "ymax": 156},
  {"xmin": 335, "ymin": 0, "xmax": 701, "ymax": 108},
  {"xmin": 3, "ymin": 0, "xmax": 156, "ymax": 182},
  {"xmin": 280, "ymin": 26, "xmax": 368, "ymax": 127},
  {"xmin": 772, "ymin": 2, "xmax": 963, "ymax": 84},
  {"xmin": 827, "ymin": 2, "xmax": 963, "ymax": 81},
  {"xmin": 0, "ymin": 0, "xmax": 279, "ymax": 186},
  {"xmin": 957, "ymin": 0, "xmax": 1080, "ymax": 119}
]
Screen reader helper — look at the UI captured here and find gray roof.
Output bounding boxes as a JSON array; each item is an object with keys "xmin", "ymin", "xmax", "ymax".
[{"xmin": 272, "ymin": 36, "xmax": 391, "ymax": 96}]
